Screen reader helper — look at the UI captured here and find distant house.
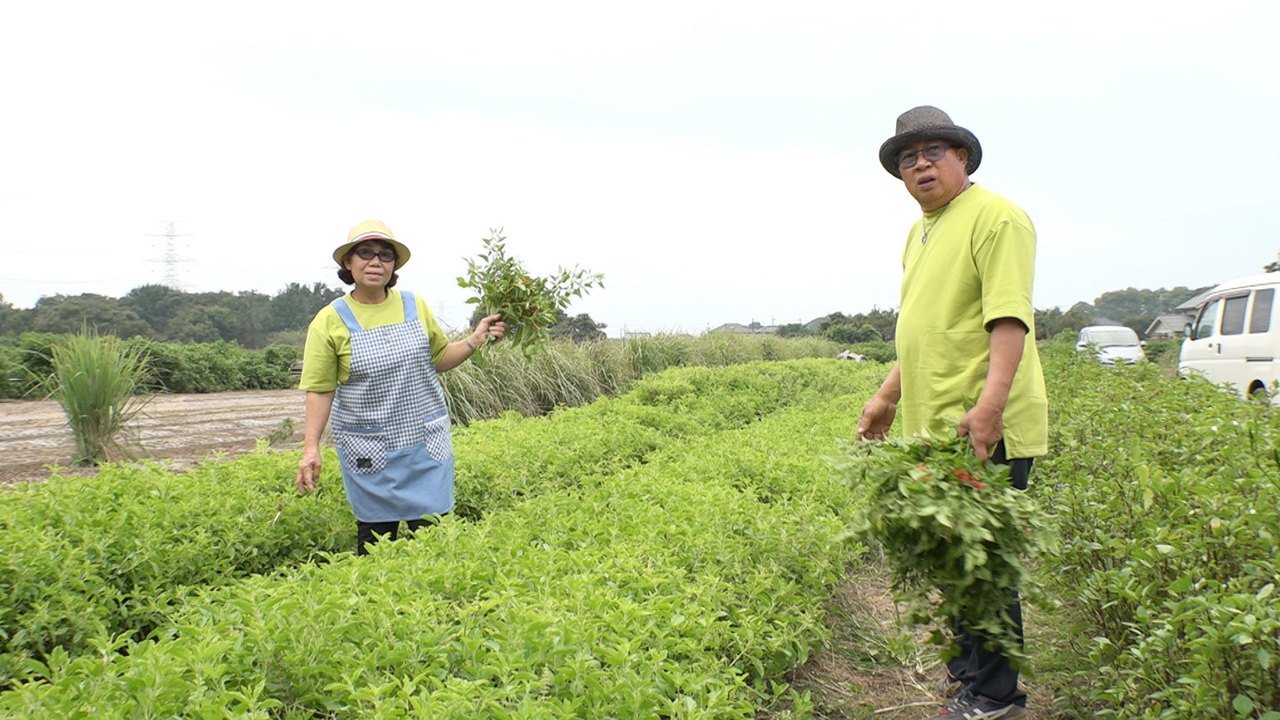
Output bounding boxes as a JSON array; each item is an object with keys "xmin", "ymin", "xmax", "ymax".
[
  {"xmin": 1175, "ymin": 288, "xmax": 1215, "ymax": 313},
  {"xmin": 709, "ymin": 323, "xmax": 755, "ymax": 334},
  {"xmin": 1145, "ymin": 314, "xmax": 1191, "ymax": 339},
  {"xmin": 708, "ymin": 323, "xmax": 779, "ymax": 335},
  {"xmin": 1142, "ymin": 288, "xmax": 1215, "ymax": 339}
]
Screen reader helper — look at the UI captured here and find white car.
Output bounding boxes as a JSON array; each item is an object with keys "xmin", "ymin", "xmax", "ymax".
[{"xmin": 1076, "ymin": 325, "xmax": 1146, "ymax": 365}]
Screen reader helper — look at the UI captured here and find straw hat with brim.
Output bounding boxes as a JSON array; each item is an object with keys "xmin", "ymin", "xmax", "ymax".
[
  {"xmin": 879, "ymin": 105, "xmax": 982, "ymax": 179},
  {"xmin": 333, "ymin": 219, "xmax": 413, "ymax": 269}
]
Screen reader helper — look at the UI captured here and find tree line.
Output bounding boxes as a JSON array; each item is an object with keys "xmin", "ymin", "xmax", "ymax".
[
  {"xmin": 0, "ymin": 283, "xmax": 1212, "ymax": 350},
  {"xmin": 0, "ymin": 283, "xmax": 346, "ymax": 349},
  {"xmin": 774, "ymin": 285, "xmax": 1212, "ymax": 346}
]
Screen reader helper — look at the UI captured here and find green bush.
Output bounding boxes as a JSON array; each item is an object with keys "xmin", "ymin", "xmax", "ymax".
[
  {"xmin": 1034, "ymin": 339, "xmax": 1280, "ymax": 716},
  {"xmin": 1142, "ymin": 337, "xmax": 1182, "ymax": 367},
  {"xmin": 848, "ymin": 339, "xmax": 896, "ymax": 363},
  {"xmin": 122, "ymin": 338, "xmax": 297, "ymax": 393},
  {"xmin": 0, "ymin": 344, "xmax": 32, "ymax": 399},
  {"xmin": 0, "ymin": 334, "xmax": 59, "ymax": 399}
]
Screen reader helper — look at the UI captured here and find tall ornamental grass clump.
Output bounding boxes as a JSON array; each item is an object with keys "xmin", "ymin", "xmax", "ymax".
[
  {"xmin": 44, "ymin": 328, "xmax": 151, "ymax": 466},
  {"xmin": 440, "ymin": 332, "xmax": 845, "ymax": 425}
]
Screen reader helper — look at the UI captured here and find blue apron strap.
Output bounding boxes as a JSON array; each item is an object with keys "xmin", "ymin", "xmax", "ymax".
[
  {"xmin": 331, "ymin": 296, "xmax": 363, "ymax": 333},
  {"xmin": 400, "ymin": 291, "xmax": 418, "ymax": 323}
]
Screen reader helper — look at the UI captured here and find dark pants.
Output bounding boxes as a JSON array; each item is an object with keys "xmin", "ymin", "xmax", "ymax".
[
  {"xmin": 356, "ymin": 515, "xmax": 442, "ymax": 556},
  {"xmin": 946, "ymin": 440, "xmax": 1032, "ymax": 706}
]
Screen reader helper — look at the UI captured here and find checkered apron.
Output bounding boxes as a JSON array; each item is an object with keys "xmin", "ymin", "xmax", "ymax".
[{"xmin": 330, "ymin": 291, "xmax": 454, "ymax": 522}]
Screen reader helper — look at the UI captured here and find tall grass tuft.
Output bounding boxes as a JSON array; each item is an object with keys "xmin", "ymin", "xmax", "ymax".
[
  {"xmin": 440, "ymin": 333, "xmax": 844, "ymax": 425},
  {"xmin": 45, "ymin": 327, "xmax": 152, "ymax": 466}
]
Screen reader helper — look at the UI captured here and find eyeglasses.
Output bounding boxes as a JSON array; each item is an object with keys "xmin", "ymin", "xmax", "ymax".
[
  {"xmin": 353, "ymin": 246, "xmax": 396, "ymax": 263},
  {"xmin": 896, "ymin": 143, "xmax": 955, "ymax": 170}
]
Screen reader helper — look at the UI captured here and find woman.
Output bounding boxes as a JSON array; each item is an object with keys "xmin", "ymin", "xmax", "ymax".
[{"xmin": 295, "ymin": 219, "xmax": 505, "ymax": 554}]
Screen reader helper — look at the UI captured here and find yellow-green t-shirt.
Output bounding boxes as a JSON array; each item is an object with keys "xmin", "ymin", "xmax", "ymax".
[
  {"xmin": 299, "ymin": 289, "xmax": 450, "ymax": 393},
  {"xmin": 895, "ymin": 184, "xmax": 1048, "ymax": 458}
]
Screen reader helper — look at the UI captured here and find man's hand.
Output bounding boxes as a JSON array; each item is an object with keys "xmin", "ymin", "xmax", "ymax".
[
  {"xmin": 858, "ymin": 365, "xmax": 902, "ymax": 441},
  {"xmin": 857, "ymin": 395, "xmax": 897, "ymax": 442},
  {"xmin": 957, "ymin": 402, "xmax": 1003, "ymax": 462}
]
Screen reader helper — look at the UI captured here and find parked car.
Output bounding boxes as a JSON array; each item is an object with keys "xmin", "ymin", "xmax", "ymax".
[
  {"xmin": 1178, "ymin": 272, "xmax": 1279, "ymax": 403},
  {"xmin": 1076, "ymin": 325, "xmax": 1146, "ymax": 365}
]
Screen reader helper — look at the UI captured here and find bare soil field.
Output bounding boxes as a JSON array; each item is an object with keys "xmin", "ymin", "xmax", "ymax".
[{"xmin": 0, "ymin": 389, "xmax": 306, "ymax": 485}]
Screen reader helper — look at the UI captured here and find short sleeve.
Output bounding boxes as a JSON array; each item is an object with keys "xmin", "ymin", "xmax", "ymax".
[
  {"xmin": 299, "ymin": 306, "xmax": 342, "ymax": 392},
  {"xmin": 417, "ymin": 296, "xmax": 451, "ymax": 365}
]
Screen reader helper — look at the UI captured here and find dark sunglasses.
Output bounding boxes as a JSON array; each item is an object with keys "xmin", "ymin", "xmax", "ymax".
[{"xmin": 353, "ymin": 247, "xmax": 396, "ymax": 263}]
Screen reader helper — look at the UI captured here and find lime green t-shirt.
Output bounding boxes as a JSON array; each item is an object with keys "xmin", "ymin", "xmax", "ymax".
[
  {"xmin": 299, "ymin": 289, "xmax": 451, "ymax": 393},
  {"xmin": 895, "ymin": 184, "xmax": 1048, "ymax": 458}
]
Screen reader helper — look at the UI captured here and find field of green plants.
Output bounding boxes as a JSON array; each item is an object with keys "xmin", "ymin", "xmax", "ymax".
[{"xmin": 0, "ymin": 341, "xmax": 1277, "ymax": 718}]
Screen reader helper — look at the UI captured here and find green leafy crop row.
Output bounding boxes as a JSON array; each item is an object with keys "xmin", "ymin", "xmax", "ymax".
[
  {"xmin": 0, "ymin": 359, "xmax": 881, "ymax": 692},
  {"xmin": 0, "ymin": 451, "xmax": 352, "ymax": 688},
  {"xmin": 1036, "ymin": 341, "xmax": 1280, "ymax": 717},
  {"xmin": 0, "ymin": 373, "xmax": 884, "ymax": 717},
  {"xmin": 453, "ymin": 359, "xmax": 877, "ymax": 519}
]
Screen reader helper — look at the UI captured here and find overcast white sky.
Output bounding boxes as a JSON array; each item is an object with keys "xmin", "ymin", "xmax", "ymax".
[{"xmin": 2, "ymin": 1, "xmax": 1276, "ymax": 335}]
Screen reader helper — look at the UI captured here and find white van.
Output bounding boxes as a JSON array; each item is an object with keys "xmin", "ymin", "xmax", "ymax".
[
  {"xmin": 1178, "ymin": 272, "xmax": 1280, "ymax": 403},
  {"xmin": 1076, "ymin": 325, "xmax": 1146, "ymax": 365}
]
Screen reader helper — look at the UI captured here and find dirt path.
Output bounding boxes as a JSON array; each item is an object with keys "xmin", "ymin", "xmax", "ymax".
[
  {"xmin": 0, "ymin": 389, "xmax": 306, "ymax": 484},
  {"xmin": 773, "ymin": 569, "xmax": 1060, "ymax": 719}
]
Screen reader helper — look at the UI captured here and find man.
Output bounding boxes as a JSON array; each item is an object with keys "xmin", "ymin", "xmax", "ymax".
[{"xmin": 857, "ymin": 106, "xmax": 1048, "ymax": 719}]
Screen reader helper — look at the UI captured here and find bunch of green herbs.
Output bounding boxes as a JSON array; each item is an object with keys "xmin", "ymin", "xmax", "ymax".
[
  {"xmin": 457, "ymin": 229, "xmax": 603, "ymax": 362},
  {"xmin": 841, "ymin": 433, "xmax": 1055, "ymax": 666}
]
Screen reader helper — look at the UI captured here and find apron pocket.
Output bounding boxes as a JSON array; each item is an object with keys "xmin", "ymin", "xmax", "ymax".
[
  {"xmin": 338, "ymin": 430, "xmax": 387, "ymax": 475},
  {"xmin": 423, "ymin": 413, "xmax": 453, "ymax": 462}
]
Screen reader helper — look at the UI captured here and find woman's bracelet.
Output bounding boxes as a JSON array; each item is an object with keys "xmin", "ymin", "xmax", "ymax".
[{"xmin": 465, "ymin": 335, "xmax": 483, "ymax": 352}]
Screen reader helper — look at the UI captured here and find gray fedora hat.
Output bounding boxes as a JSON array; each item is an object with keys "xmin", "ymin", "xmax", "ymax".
[{"xmin": 879, "ymin": 105, "xmax": 982, "ymax": 179}]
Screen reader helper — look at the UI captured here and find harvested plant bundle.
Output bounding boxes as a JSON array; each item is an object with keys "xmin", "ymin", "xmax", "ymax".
[
  {"xmin": 839, "ymin": 434, "xmax": 1054, "ymax": 664},
  {"xmin": 457, "ymin": 229, "xmax": 603, "ymax": 361}
]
